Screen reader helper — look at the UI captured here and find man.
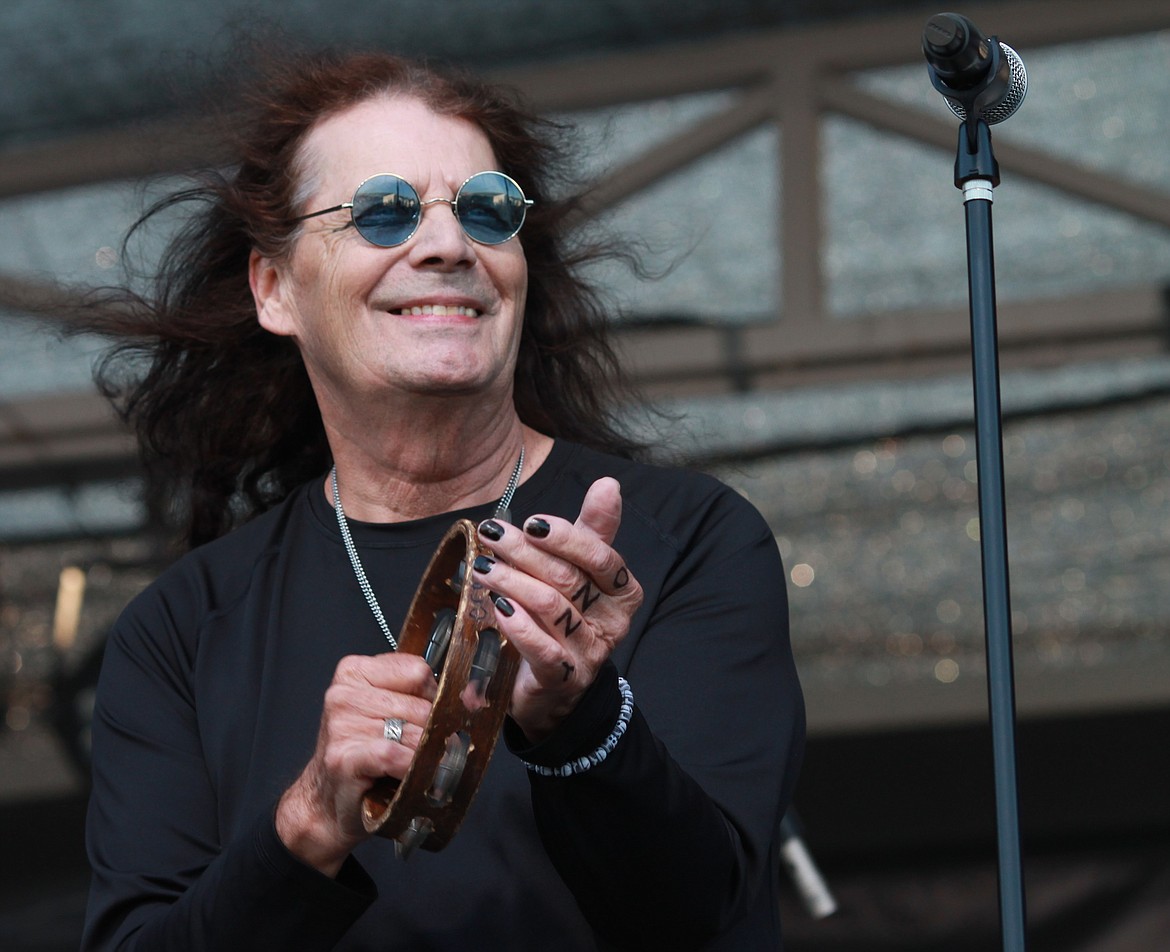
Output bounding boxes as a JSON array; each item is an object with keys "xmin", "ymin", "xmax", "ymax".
[{"xmin": 81, "ymin": 50, "xmax": 804, "ymax": 951}]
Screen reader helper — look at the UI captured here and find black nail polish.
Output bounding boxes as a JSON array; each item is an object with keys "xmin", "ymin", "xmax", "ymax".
[
  {"xmin": 524, "ymin": 517, "xmax": 550, "ymax": 539},
  {"xmin": 492, "ymin": 594, "xmax": 515, "ymax": 617},
  {"xmin": 473, "ymin": 554, "xmax": 495, "ymax": 574},
  {"xmin": 479, "ymin": 519, "xmax": 505, "ymax": 541}
]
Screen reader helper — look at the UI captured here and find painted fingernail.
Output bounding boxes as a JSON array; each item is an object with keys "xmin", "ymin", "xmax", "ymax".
[
  {"xmin": 492, "ymin": 594, "xmax": 515, "ymax": 617},
  {"xmin": 473, "ymin": 554, "xmax": 495, "ymax": 574},
  {"xmin": 479, "ymin": 519, "xmax": 505, "ymax": 541},
  {"xmin": 524, "ymin": 517, "xmax": 550, "ymax": 538}
]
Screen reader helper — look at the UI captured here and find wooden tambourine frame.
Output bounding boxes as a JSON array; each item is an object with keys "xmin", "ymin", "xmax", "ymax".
[{"xmin": 361, "ymin": 519, "xmax": 520, "ymax": 857}]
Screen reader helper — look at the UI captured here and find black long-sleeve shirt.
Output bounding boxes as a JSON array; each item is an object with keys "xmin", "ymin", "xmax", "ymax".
[{"xmin": 83, "ymin": 440, "xmax": 805, "ymax": 950}]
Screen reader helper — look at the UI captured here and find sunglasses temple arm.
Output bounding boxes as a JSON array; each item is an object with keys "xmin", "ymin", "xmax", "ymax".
[{"xmin": 291, "ymin": 202, "xmax": 353, "ymax": 224}]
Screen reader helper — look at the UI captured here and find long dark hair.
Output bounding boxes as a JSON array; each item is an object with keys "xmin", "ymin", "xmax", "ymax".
[{"xmin": 84, "ymin": 50, "xmax": 645, "ymax": 548}]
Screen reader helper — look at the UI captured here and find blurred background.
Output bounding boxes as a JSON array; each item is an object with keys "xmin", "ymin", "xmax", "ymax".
[{"xmin": 1, "ymin": 0, "xmax": 1168, "ymax": 948}]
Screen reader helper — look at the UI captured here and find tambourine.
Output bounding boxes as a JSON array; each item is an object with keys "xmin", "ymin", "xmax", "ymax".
[{"xmin": 361, "ymin": 519, "xmax": 521, "ymax": 857}]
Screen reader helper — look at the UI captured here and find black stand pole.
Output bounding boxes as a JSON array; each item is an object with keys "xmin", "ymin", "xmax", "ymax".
[{"xmin": 954, "ymin": 116, "xmax": 1028, "ymax": 952}]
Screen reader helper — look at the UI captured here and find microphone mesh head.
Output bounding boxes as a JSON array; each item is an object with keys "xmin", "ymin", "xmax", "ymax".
[{"xmin": 944, "ymin": 43, "xmax": 1027, "ymax": 124}]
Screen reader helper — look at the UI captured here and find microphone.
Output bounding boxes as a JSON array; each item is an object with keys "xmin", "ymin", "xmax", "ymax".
[{"xmin": 922, "ymin": 13, "xmax": 1027, "ymax": 125}]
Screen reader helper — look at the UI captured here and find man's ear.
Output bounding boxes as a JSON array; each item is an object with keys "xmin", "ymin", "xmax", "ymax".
[{"xmin": 249, "ymin": 249, "xmax": 297, "ymax": 337}]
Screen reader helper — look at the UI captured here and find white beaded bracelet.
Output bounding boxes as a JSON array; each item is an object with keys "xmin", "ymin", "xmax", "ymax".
[{"xmin": 523, "ymin": 677, "xmax": 634, "ymax": 778}]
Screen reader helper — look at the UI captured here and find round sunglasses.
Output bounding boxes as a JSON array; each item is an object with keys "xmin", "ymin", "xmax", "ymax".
[{"xmin": 292, "ymin": 170, "xmax": 534, "ymax": 247}]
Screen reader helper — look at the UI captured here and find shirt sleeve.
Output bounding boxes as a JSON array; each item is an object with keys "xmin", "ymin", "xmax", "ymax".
[
  {"xmin": 81, "ymin": 585, "xmax": 376, "ymax": 951},
  {"xmin": 506, "ymin": 485, "xmax": 805, "ymax": 949}
]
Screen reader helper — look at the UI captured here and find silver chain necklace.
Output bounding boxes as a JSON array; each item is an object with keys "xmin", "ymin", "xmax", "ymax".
[{"xmin": 331, "ymin": 447, "xmax": 525, "ymax": 650}]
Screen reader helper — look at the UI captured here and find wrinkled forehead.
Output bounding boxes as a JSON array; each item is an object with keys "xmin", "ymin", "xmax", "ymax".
[{"xmin": 291, "ymin": 94, "xmax": 498, "ymax": 209}]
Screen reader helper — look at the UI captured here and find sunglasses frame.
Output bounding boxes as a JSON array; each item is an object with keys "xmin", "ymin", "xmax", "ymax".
[{"xmin": 292, "ymin": 170, "xmax": 534, "ymax": 247}]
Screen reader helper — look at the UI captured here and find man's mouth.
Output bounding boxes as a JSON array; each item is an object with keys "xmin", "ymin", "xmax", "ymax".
[{"xmin": 391, "ymin": 304, "xmax": 481, "ymax": 318}]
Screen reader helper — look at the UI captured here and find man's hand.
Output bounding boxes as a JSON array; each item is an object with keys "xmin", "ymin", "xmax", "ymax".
[
  {"xmin": 473, "ymin": 477, "xmax": 644, "ymax": 741},
  {"xmin": 275, "ymin": 653, "xmax": 436, "ymax": 876}
]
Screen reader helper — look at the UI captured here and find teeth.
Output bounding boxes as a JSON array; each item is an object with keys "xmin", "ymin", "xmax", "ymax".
[{"xmin": 396, "ymin": 305, "xmax": 479, "ymax": 317}]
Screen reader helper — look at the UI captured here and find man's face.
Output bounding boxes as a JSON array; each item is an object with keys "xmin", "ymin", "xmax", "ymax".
[{"xmin": 252, "ymin": 95, "xmax": 529, "ymax": 416}]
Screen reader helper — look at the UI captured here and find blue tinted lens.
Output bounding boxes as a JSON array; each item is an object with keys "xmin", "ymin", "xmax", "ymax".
[
  {"xmin": 351, "ymin": 174, "xmax": 421, "ymax": 246},
  {"xmin": 455, "ymin": 172, "xmax": 529, "ymax": 244}
]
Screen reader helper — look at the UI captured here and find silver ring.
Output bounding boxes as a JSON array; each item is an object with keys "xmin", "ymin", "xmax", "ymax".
[{"xmin": 383, "ymin": 717, "xmax": 405, "ymax": 744}]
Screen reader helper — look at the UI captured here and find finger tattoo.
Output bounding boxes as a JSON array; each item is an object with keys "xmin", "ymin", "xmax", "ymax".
[
  {"xmin": 613, "ymin": 566, "xmax": 630, "ymax": 589},
  {"xmin": 555, "ymin": 607, "xmax": 582, "ymax": 638},
  {"xmin": 572, "ymin": 579, "xmax": 603, "ymax": 612},
  {"xmin": 561, "ymin": 661, "xmax": 575, "ymax": 682}
]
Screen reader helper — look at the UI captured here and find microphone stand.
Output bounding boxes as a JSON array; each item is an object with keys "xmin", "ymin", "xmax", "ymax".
[{"xmin": 944, "ymin": 92, "xmax": 1029, "ymax": 952}]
